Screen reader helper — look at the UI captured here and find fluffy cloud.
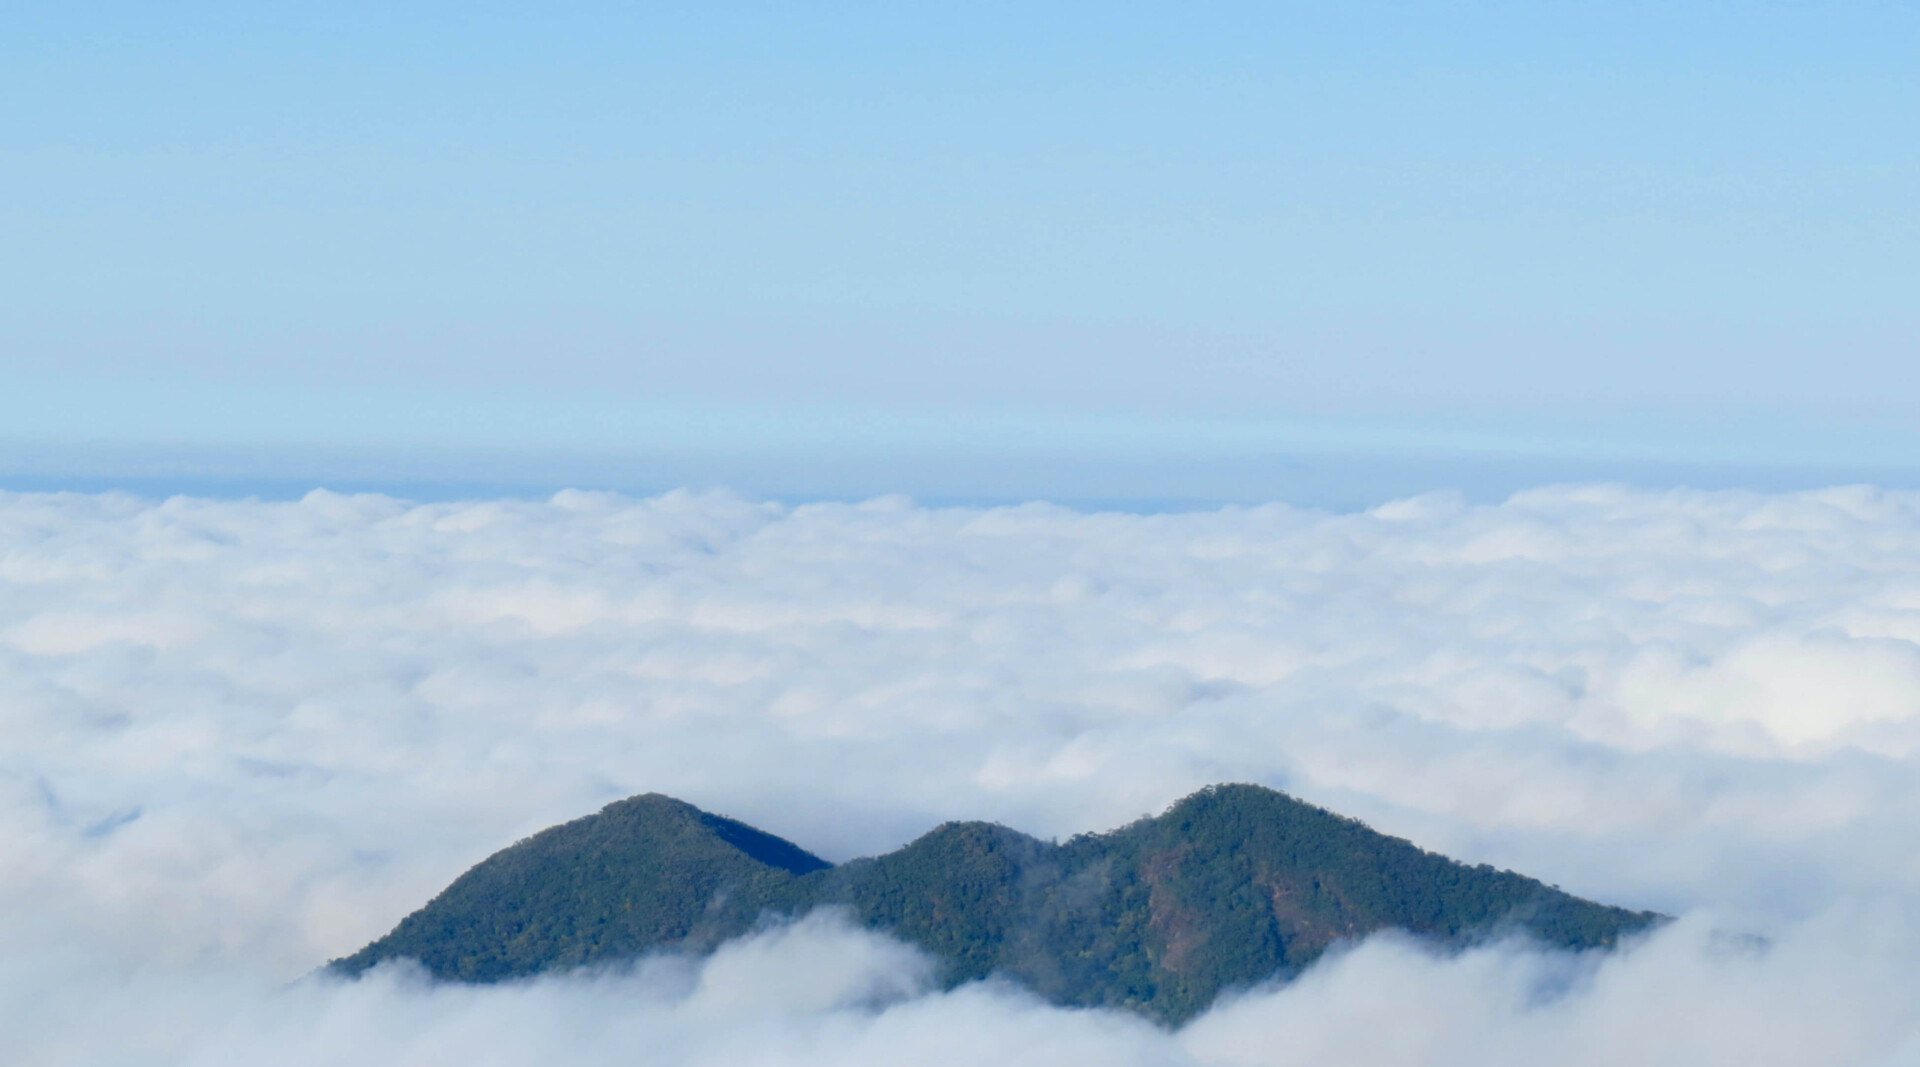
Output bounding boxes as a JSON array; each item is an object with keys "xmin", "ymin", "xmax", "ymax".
[{"xmin": 7, "ymin": 484, "xmax": 1920, "ymax": 1062}]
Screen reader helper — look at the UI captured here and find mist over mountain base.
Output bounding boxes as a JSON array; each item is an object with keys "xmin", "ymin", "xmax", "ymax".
[{"xmin": 17, "ymin": 910, "xmax": 1920, "ymax": 1066}]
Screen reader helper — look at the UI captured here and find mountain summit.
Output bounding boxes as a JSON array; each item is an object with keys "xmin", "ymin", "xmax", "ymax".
[{"xmin": 334, "ymin": 784, "xmax": 1659, "ymax": 1021}]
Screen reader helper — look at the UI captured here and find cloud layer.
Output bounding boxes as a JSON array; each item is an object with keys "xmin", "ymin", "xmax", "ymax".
[{"xmin": 7, "ymin": 484, "xmax": 1920, "ymax": 1062}]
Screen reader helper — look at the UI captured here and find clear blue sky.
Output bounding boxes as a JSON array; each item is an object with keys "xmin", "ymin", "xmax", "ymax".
[{"xmin": 4, "ymin": 2, "xmax": 1916, "ymax": 505}]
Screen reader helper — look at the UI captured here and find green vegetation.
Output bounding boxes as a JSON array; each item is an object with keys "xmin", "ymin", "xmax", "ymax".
[
  {"xmin": 329, "ymin": 794, "xmax": 827, "ymax": 981},
  {"xmin": 334, "ymin": 784, "xmax": 1662, "ymax": 1022}
]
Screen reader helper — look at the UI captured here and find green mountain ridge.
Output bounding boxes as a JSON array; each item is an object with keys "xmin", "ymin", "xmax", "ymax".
[{"xmin": 333, "ymin": 784, "xmax": 1661, "ymax": 1022}]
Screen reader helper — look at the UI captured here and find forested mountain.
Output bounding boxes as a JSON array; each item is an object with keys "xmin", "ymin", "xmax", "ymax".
[
  {"xmin": 333, "ymin": 785, "xmax": 1660, "ymax": 1022},
  {"xmin": 332, "ymin": 794, "xmax": 828, "ymax": 983}
]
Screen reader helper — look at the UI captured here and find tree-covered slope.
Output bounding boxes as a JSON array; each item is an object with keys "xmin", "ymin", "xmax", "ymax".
[
  {"xmin": 330, "ymin": 793, "xmax": 826, "ymax": 981},
  {"xmin": 334, "ymin": 785, "xmax": 1661, "ymax": 1021}
]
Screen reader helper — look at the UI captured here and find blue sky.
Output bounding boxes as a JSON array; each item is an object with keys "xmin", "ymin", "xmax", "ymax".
[{"xmin": 4, "ymin": 2, "xmax": 1917, "ymax": 505}]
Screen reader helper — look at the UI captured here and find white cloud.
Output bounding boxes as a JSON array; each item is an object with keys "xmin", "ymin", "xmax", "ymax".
[
  {"xmin": 8, "ymin": 484, "xmax": 1920, "ymax": 1061},
  {"xmin": 16, "ymin": 910, "xmax": 1920, "ymax": 1067}
]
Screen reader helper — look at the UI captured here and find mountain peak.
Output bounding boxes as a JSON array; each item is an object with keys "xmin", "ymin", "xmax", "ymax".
[
  {"xmin": 331, "ymin": 792, "xmax": 827, "ymax": 982},
  {"xmin": 335, "ymin": 786, "xmax": 1660, "ymax": 1021}
]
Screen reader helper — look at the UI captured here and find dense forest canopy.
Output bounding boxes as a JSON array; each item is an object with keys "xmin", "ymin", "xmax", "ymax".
[{"xmin": 334, "ymin": 785, "xmax": 1661, "ymax": 1022}]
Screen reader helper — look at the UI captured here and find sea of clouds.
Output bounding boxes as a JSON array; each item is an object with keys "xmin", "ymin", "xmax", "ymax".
[{"xmin": 7, "ymin": 484, "xmax": 1920, "ymax": 1064}]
